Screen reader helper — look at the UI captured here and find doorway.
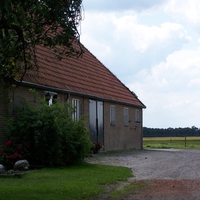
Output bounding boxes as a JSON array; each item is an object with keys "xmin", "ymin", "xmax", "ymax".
[{"xmin": 89, "ymin": 100, "xmax": 104, "ymax": 146}]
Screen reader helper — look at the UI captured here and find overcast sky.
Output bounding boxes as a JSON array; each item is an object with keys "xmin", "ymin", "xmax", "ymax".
[{"xmin": 80, "ymin": 0, "xmax": 200, "ymax": 128}]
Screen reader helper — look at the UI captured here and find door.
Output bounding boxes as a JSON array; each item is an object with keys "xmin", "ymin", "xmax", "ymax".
[{"xmin": 89, "ymin": 100, "xmax": 104, "ymax": 145}]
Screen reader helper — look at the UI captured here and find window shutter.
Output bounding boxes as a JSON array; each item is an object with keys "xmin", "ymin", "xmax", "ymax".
[
  {"xmin": 124, "ymin": 108, "xmax": 129, "ymax": 126},
  {"xmin": 110, "ymin": 105, "xmax": 116, "ymax": 125}
]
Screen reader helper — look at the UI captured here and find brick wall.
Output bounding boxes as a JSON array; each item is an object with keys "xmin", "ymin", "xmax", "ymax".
[
  {"xmin": 1, "ymin": 84, "xmax": 144, "ymax": 151},
  {"xmin": 104, "ymin": 102, "xmax": 143, "ymax": 151}
]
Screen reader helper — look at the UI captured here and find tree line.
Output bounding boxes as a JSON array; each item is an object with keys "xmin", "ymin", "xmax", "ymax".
[{"xmin": 143, "ymin": 126, "xmax": 200, "ymax": 137}]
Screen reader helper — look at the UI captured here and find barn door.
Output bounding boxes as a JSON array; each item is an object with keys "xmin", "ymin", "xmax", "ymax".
[{"xmin": 89, "ymin": 100, "xmax": 104, "ymax": 146}]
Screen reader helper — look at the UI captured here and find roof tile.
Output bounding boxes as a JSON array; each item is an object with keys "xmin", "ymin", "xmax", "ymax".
[{"xmin": 23, "ymin": 44, "xmax": 145, "ymax": 108}]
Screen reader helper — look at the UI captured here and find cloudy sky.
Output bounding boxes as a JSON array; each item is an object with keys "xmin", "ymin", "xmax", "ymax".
[{"xmin": 80, "ymin": 0, "xmax": 200, "ymax": 128}]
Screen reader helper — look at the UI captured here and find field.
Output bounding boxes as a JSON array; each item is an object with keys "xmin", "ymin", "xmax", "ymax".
[{"xmin": 143, "ymin": 137, "xmax": 200, "ymax": 149}]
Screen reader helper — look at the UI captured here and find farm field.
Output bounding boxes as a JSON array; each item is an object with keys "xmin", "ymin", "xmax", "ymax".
[{"xmin": 143, "ymin": 137, "xmax": 200, "ymax": 149}]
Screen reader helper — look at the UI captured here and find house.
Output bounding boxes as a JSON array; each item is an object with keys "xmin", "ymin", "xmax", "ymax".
[{"xmin": 0, "ymin": 43, "xmax": 146, "ymax": 151}]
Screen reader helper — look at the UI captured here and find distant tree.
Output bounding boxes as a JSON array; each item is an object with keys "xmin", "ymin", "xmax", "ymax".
[
  {"xmin": 0, "ymin": 0, "xmax": 83, "ymax": 84},
  {"xmin": 143, "ymin": 126, "xmax": 200, "ymax": 137}
]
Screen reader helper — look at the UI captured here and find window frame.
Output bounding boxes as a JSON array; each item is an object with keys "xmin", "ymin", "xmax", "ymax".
[
  {"xmin": 110, "ymin": 105, "xmax": 116, "ymax": 126},
  {"xmin": 135, "ymin": 109, "xmax": 141, "ymax": 126},
  {"xmin": 72, "ymin": 99, "xmax": 80, "ymax": 121},
  {"xmin": 135, "ymin": 109, "xmax": 140, "ymax": 122},
  {"xmin": 44, "ymin": 91, "xmax": 57, "ymax": 106}
]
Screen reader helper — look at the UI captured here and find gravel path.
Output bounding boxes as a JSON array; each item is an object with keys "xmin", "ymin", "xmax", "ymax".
[
  {"xmin": 87, "ymin": 149, "xmax": 200, "ymax": 199},
  {"xmin": 87, "ymin": 149, "xmax": 200, "ymax": 180}
]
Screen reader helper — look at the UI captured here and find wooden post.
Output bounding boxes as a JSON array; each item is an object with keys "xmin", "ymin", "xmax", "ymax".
[{"xmin": 185, "ymin": 136, "xmax": 187, "ymax": 147}]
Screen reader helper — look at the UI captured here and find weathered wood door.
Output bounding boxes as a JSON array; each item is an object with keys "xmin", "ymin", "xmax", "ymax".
[{"xmin": 89, "ymin": 100, "xmax": 104, "ymax": 145}]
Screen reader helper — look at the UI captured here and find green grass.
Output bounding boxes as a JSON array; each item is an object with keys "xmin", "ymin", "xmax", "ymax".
[
  {"xmin": 109, "ymin": 181, "xmax": 147, "ymax": 199},
  {"xmin": 0, "ymin": 163, "xmax": 132, "ymax": 200},
  {"xmin": 143, "ymin": 137, "xmax": 200, "ymax": 149}
]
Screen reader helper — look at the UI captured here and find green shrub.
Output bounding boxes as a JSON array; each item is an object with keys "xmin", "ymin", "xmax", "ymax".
[{"xmin": 1, "ymin": 101, "xmax": 92, "ymax": 168}]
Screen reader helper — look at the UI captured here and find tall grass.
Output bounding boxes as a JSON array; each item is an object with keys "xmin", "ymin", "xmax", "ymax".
[
  {"xmin": 143, "ymin": 137, "xmax": 200, "ymax": 149},
  {"xmin": 0, "ymin": 163, "xmax": 132, "ymax": 200}
]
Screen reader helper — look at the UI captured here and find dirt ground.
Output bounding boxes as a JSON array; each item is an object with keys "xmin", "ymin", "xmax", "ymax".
[
  {"xmin": 123, "ymin": 179, "xmax": 200, "ymax": 200},
  {"xmin": 87, "ymin": 149, "xmax": 200, "ymax": 200}
]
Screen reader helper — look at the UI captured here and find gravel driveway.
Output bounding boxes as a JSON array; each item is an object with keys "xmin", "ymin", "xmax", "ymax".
[
  {"xmin": 87, "ymin": 149, "xmax": 200, "ymax": 199},
  {"xmin": 87, "ymin": 149, "xmax": 200, "ymax": 180}
]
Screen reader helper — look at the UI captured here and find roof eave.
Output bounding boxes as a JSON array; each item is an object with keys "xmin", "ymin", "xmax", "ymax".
[{"xmin": 19, "ymin": 80, "xmax": 146, "ymax": 108}]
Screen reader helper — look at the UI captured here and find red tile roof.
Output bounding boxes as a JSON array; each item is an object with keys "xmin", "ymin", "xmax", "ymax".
[{"xmin": 23, "ymin": 44, "xmax": 145, "ymax": 108}]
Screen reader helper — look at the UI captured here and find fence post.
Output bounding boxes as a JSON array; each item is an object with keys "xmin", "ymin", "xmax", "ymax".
[{"xmin": 185, "ymin": 136, "xmax": 187, "ymax": 147}]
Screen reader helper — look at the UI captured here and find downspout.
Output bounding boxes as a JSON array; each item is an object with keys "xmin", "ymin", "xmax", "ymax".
[
  {"xmin": 141, "ymin": 109, "xmax": 144, "ymax": 149},
  {"xmin": 96, "ymin": 102, "xmax": 99, "ymax": 143}
]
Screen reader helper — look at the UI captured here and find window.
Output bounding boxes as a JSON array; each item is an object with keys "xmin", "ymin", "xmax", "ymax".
[
  {"xmin": 72, "ymin": 99, "xmax": 80, "ymax": 121},
  {"xmin": 110, "ymin": 105, "xmax": 116, "ymax": 125},
  {"xmin": 45, "ymin": 91, "xmax": 57, "ymax": 106},
  {"xmin": 135, "ymin": 109, "xmax": 140, "ymax": 123},
  {"xmin": 135, "ymin": 109, "xmax": 141, "ymax": 126},
  {"xmin": 124, "ymin": 107, "xmax": 129, "ymax": 126}
]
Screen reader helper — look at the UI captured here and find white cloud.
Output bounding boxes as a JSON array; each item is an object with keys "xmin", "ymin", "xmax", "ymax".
[
  {"xmin": 81, "ymin": 11, "xmax": 191, "ymax": 70},
  {"xmin": 137, "ymin": 49, "xmax": 200, "ymax": 94},
  {"xmin": 114, "ymin": 18, "xmax": 191, "ymax": 52},
  {"xmin": 81, "ymin": 0, "xmax": 200, "ymax": 128},
  {"xmin": 188, "ymin": 79, "xmax": 200, "ymax": 88},
  {"xmin": 128, "ymin": 49, "xmax": 200, "ymax": 128},
  {"xmin": 164, "ymin": 0, "xmax": 200, "ymax": 25}
]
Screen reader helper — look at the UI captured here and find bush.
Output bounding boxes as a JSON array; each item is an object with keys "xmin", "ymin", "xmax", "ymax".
[
  {"xmin": 0, "ymin": 101, "xmax": 92, "ymax": 168},
  {"xmin": 0, "ymin": 139, "xmax": 30, "ymax": 169}
]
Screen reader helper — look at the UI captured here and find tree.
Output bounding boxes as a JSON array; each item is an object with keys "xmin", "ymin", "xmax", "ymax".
[{"xmin": 0, "ymin": 0, "xmax": 83, "ymax": 83}]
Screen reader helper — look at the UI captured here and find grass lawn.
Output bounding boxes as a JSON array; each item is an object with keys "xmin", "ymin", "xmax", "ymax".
[
  {"xmin": 143, "ymin": 137, "xmax": 200, "ymax": 149},
  {"xmin": 109, "ymin": 181, "xmax": 147, "ymax": 199},
  {"xmin": 0, "ymin": 163, "xmax": 132, "ymax": 200}
]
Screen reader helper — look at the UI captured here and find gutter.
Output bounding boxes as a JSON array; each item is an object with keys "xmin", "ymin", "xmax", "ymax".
[{"xmin": 20, "ymin": 80, "xmax": 146, "ymax": 109}]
